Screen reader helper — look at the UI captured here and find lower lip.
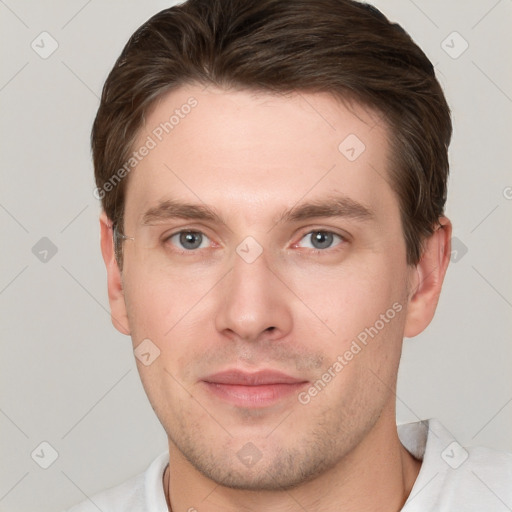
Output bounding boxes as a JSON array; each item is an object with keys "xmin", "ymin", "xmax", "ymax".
[{"xmin": 202, "ymin": 381, "xmax": 308, "ymax": 408}]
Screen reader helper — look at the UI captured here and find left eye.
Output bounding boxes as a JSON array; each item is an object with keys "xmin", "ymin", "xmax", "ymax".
[
  {"xmin": 297, "ymin": 231, "xmax": 343, "ymax": 250},
  {"xmin": 167, "ymin": 231, "xmax": 211, "ymax": 250}
]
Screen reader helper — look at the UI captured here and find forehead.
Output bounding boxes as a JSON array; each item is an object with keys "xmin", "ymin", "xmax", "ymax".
[{"xmin": 124, "ymin": 84, "xmax": 397, "ymax": 227}]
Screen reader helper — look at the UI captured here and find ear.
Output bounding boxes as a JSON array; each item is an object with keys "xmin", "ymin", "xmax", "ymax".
[
  {"xmin": 404, "ymin": 217, "xmax": 452, "ymax": 338},
  {"xmin": 99, "ymin": 211, "xmax": 131, "ymax": 335}
]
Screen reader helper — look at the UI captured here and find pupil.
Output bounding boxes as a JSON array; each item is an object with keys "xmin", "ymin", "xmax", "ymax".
[
  {"xmin": 180, "ymin": 232, "xmax": 202, "ymax": 249},
  {"xmin": 312, "ymin": 231, "xmax": 333, "ymax": 249}
]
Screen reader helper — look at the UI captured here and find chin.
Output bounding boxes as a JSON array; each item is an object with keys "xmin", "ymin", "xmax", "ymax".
[{"xmin": 177, "ymin": 434, "xmax": 341, "ymax": 491}]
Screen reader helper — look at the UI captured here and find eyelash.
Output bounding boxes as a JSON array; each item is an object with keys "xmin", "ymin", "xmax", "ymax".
[{"xmin": 162, "ymin": 228, "xmax": 348, "ymax": 255}]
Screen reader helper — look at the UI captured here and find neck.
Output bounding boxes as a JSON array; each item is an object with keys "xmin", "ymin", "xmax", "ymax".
[{"xmin": 163, "ymin": 410, "xmax": 421, "ymax": 512}]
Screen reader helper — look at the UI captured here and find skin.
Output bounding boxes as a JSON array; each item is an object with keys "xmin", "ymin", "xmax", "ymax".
[{"xmin": 100, "ymin": 84, "xmax": 451, "ymax": 511}]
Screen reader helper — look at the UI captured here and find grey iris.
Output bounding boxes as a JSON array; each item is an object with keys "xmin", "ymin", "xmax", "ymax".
[
  {"xmin": 311, "ymin": 231, "xmax": 333, "ymax": 249},
  {"xmin": 180, "ymin": 231, "xmax": 203, "ymax": 250}
]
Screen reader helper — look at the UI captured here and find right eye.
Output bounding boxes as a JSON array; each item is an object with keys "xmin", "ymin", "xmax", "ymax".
[{"xmin": 166, "ymin": 231, "xmax": 212, "ymax": 251}]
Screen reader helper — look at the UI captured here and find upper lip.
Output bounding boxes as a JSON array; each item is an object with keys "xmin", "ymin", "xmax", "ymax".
[{"xmin": 202, "ymin": 369, "xmax": 308, "ymax": 386}]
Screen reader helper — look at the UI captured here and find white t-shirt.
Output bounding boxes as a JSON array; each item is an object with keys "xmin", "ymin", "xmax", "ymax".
[{"xmin": 64, "ymin": 419, "xmax": 512, "ymax": 511}]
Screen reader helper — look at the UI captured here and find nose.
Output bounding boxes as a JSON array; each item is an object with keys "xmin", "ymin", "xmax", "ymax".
[{"xmin": 214, "ymin": 247, "xmax": 293, "ymax": 343}]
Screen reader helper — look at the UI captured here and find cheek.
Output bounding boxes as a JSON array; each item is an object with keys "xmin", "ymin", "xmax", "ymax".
[
  {"xmin": 123, "ymin": 263, "xmax": 215, "ymax": 342},
  {"xmin": 296, "ymin": 280, "xmax": 406, "ymax": 421},
  {"xmin": 283, "ymin": 257, "xmax": 406, "ymax": 346}
]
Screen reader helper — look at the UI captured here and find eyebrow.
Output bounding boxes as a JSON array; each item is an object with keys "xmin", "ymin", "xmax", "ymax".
[
  {"xmin": 140, "ymin": 195, "xmax": 374, "ymax": 226},
  {"xmin": 279, "ymin": 195, "xmax": 374, "ymax": 224},
  {"xmin": 141, "ymin": 200, "xmax": 221, "ymax": 225}
]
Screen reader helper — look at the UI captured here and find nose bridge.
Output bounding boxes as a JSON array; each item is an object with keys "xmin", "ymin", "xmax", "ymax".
[
  {"xmin": 231, "ymin": 245, "xmax": 271, "ymax": 298},
  {"xmin": 214, "ymin": 243, "xmax": 292, "ymax": 341}
]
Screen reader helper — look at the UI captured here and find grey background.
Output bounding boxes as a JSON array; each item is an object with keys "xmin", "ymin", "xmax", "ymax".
[{"xmin": 0, "ymin": 1, "xmax": 511, "ymax": 511}]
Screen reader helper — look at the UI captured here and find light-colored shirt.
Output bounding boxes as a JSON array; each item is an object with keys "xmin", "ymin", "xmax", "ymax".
[{"xmin": 64, "ymin": 419, "xmax": 512, "ymax": 511}]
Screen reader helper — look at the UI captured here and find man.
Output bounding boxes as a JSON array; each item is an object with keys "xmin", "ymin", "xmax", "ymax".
[{"xmin": 68, "ymin": 0, "xmax": 512, "ymax": 510}]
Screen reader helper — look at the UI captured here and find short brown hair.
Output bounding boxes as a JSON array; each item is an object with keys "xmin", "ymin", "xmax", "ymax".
[{"xmin": 92, "ymin": 0, "xmax": 451, "ymax": 268}]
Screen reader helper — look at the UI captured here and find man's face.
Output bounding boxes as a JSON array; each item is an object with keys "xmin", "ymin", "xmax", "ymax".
[{"xmin": 117, "ymin": 85, "xmax": 416, "ymax": 489}]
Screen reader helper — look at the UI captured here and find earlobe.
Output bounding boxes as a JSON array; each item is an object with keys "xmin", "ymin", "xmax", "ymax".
[
  {"xmin": 403, "ymin": 217, "xmax": 452, "ymax": 338},
  {"xmin": 99, "ymin": 212, "xmax": 131, "ymax": 335}
]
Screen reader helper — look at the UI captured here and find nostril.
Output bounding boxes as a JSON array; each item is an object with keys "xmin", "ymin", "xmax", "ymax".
[{"xmin": 265, "ymin": 326, "xmax": 276, "ymax": 332}]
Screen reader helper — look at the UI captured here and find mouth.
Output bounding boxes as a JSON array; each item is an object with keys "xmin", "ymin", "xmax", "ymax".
[{"xmin": 201, "ymin": 369, "xmax": 309, "ymax": 408}]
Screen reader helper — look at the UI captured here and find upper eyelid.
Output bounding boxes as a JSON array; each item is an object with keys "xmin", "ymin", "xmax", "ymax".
[
  {"xmin": 161, "ymin": 227, "xmax": 350, "ymax": 249},
  {"xmin": 155, "ymin": 218, "xmax": 351, "ymax": 234},
  {"xmin": 295, "ymin": 227, "xmax": 350, "ymax": 243},
  {"xmin": 164, "ymin": 227, "xmax": 347, "ymax": 238},
  {"xmin": 298, "ymin": 230, "xmax": 343, "ymax": 240},
  {"xmin": 162, "ymin": 226, "xmax": 214, "ymax": 240}
]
